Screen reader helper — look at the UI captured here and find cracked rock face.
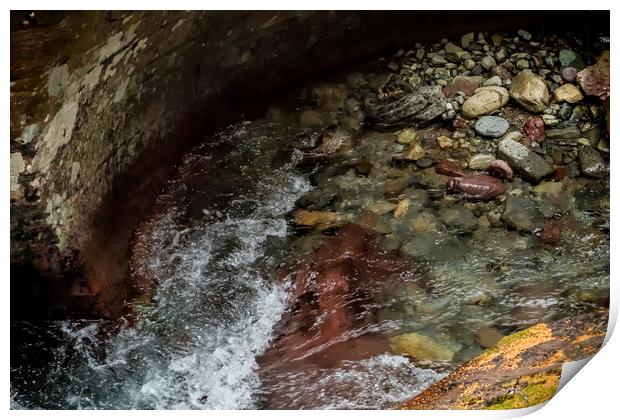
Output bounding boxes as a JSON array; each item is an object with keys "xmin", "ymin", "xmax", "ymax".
[
  {"xmin": 367, "ymin": 85, "xmax": 447, "ymax": 130},
  {"xmin": 509, "ymin": 70, "xmax": 550, "ymax": 113}
]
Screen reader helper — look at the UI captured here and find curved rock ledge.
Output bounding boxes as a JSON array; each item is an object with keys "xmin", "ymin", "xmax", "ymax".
[{"xmin": 399, "ymin": 310, "xmax": 608, "ymax": 410}]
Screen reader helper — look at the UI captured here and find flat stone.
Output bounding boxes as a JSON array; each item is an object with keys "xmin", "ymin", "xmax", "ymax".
[
  {"xmin": 438, "ymin": 206, "xmax": 478, "ymax": 233},
  {"xmin": 474, "ymin": 116, "xmax": 510, "ymax": 138},
  {"xmin": 497, "ymin": 138, "xmax": 553, "ymax": 183},
  {"xmin": 501, "ymin": 196, "xmax": 545, "ymax": 232},
  {"xmin": 546, "ymin": 126, "xmax": 581, "ymax": 139},
  {"xmin": 483, "ymin": 75, "xmax": 502, "ymax": 87},
  {"xmin": 462, "ymin": 86, "xmax": 509, "ymax": 118},
  {"xmin": 578, "ymin": 145, "xmax": 606, "ymax": 178},
  {"xmin": 509, "ymin": 70, "xmax": 550, "ymax": 113},
  {"xmin": 390, "ymin": 332, "xmax": 455, "ymax": 363},
  {"xmin": 443, "ymin": 75, "xmax": 481, "ymax": 98},
  {"xmin": 553, "ymin": 83, "xmax": 583, "ymax": 103}
]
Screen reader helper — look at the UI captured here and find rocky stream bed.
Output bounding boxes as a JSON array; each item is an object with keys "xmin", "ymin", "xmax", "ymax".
[{"xmin": 11, "ymin": 27, "xmax": 610, "ymax": 410}]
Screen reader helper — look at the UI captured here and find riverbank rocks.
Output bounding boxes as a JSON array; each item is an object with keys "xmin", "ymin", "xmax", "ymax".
[
  {"xmin": 509, "ymin": 70, "xmax": 550, "ymax": 113},
  {"xmin": 553, "ymin": 84, "xmax": 583, "ymax": 103},
  {"xmin": 368, "ymin": 85, "xmax": 446, "ymax": 129},
  {"xmin": 400, "ymin": 311, "xmax": 607, "ymax": 410},
  {"xmin": 578, "ymin": 145, "xmax": 606, "ymax": 178},
  {"xmin": 523, "ymin": 117, "xmax": 545, "ymax": 141},
  {"xmin": 502, "ymin": 196, "xmax": 545, "ymax": 232},
  {"xmin": 462, "ymin": 86, "xmax": 509, "ymax": 118},
  {"xmin": 389, "ymin": 332, "xmax": 455, "ymax": 363},
  {"xmin": 577, "ymin": 50, "xmax": 610, "ymax": 100},
  {"xmin": 497, "ymin": 138, "xmax": 553, "ymax": 183},
  {"xmin": 474, "ymin": 116, "xmax": 510, "ymax": 138}
]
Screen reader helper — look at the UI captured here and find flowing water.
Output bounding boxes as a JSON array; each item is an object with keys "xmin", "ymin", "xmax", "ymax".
[{"xmin": 11, "ymin": 32, "xmax": 610, "ymax": 407}]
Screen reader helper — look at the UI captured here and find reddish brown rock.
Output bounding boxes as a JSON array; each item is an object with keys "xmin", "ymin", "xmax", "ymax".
[
  {"xmin": 488, "ymin": 159, "xmax": 514, "ymax": 180},
  {"xmin": 260, "ymin": 224, "xmax": 417, "ymax": 377},
  {"xmin": 539, "ymin": 219, "xmax": 562, "ymax": 246},
  {"xmin": 446, "ymin": 175, "xmax": 506, "ymax": 201},
  {"xmin": 443, "ymin": 75, "xmax": 481, "ymax": 98},
  {"xmin": 435, "ymin": 160, "xmax": 468, "ymax": 177},
  {"xmin": 577, "ymin": 50, "xmax": 610, "ymax": 100},
  {"xmin": 523, "ymin": 116, "xmax": 545, "ymax": 142}
]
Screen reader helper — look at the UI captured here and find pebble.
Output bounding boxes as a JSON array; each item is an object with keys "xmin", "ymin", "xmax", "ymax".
[
  {"xmin": 561, "ymin": 67, "xmax": 578, "ymax": 82},
  {"xmin": 517, "ymin": 29, "xmax": 532, "ymax": 41},
  {"xmin": 464, "ymin": 59, "xmax": 476, "ymax": 70},
  {"xmin": 516, "ymin": 59, "xmax": 529, "ymax": 69},
  {"xmin": 438, "ymin": 206, "xmax": 479, "ymax": 233},
  {"xmin": 553, "ymin": 83, "xmax": 584, "ymax": 103},
  {"xmin": 482, "ymin": 75, "xmax": 502, "ymax": 87},
  {"xmin": 468, "ymin": 153, "xmax": 496, "ymax": 170},
  {"xmin": 501, "ymin": 196, "xmax": 545, "ymax": 232},
  {"xmin": 481, "ymin": 56, "xmax": 496, "ymax": 70},
  {"xmin": 462, "ymin": 86, "xmax": 509, "ymax": 118},
  {"xmin": 523, "ymin": 117, "xmax": 545, "ymax": 141},
  {"xmin": 546, "ymin": 126, "xmax": 581, "ymax": 139},
  {"xmin": 578, "ymin": 145, "xmax": 606, "ymax": 178},
  {"xmin": 509, "ymin": 70, "xmax": 550, "ymax": 113},
  {"xmin": 542, "ymin": 114, "xmax": 559, "ymax": 126},
  {"xmin": 497, "ymin": 138, "xmax": 554, "ymax": 183},
  {"xmin": 474, "ymin": 115, "xmax": 510, "ymax": 138}
]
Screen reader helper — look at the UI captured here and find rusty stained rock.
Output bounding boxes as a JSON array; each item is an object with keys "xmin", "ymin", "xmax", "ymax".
[{"xmin": 400, "ymin": 310, "xmax": 608, "ymax": 410}]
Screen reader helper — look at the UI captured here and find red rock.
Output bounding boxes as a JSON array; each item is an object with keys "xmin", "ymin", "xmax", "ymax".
[
  {"xmin": 577, "ymin": 51, "xmax": 609, "ymax": 100},
  {"xmin": 443, "ymin": 75, "xmax": 481, "ymax": 98},
  {"xmin": 435, "ymin": 160, "xmax": 468, "ymax": 177},
  {"xmin": 446, "ymin": 175, "xmax": 506, "ymax": 201},
  {"xmin": 553, "ymin": 167, "xmax": 566, "ymax": 182},
  {"xmin": 523, "ymin": 117, "xmax": 545, "ymax": 142},
  {"xmin": 452, "ymin": 116, "xmax": 467, "ymax": 129},
  {"xmin": 539, "ymin": 219, "xmax": 562, "ymax": 246},
  {"xmin": 488, "ymin": 159, "xmax": 514, "ymax": 180}
]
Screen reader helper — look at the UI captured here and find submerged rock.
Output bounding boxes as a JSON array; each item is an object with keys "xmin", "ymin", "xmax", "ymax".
[
  {"xmin": 446, "ymin": 175, "xmax": 506, "ymax": 201},
  {"xmin": 389, "ymin": 332, "xmax": 455, "ymax": 363},
  {"xmin": 509, "ymin": 70, "xmax": 550, "ymax": 113},
  {"xmin": 497, "ymin": 138, "xmax": 553, "ymax": 183},
  {"xmin": 438, "ymin": 206, "xmax": 478, "ymax": 233},
  {"xmin": 501, "ymin": 196, "xmax": 545, "ymax": 232},
  {"xmin": 292, "ymin": 210, "xmax": 346, "ymax": 231},
  {"xmin": 578, "ymin": 145, "xmax": 606, "ymax": 178},
  {"xmin": 468, "ymin": 153, "xmax": 496, "ymax": 170}
]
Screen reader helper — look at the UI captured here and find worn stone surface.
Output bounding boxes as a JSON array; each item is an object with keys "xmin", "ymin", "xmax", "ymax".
[
  {"xmin": 400, "ymin": 310, "xmax": 607, "ymax": 409},
  {"xmin": 474, "ymin": 115, "xmax": 509, "ymax": 138},
  {"xmin": 501, "ymin": 196, "xmax": 545, "ymax": 232},
  {"xmin": 553, "ymin": 83, "xmax": 584, "ymax": 103},
  {"xmin": 577, "ymin": 50, "xmax": 610, "ymax": 100},
  {"xmin": 462, "ymin": 86, "xmax": 509, "ymax": 118},
  {"xmin": 497, "ymin": 138, "xmax": 553, "ymax": 183},
  {"xmin": 509, "ymin": 70, "xmax": 550, "ymax": 113}
]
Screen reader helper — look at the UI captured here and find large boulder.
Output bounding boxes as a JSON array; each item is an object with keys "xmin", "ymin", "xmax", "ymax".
[
  {"xmin": 461, "ymin": 86, "xmax": 509, "ymax": 118},
  {"xmin": 509, "ymin": 70, "xmax": 550, "ymax": 113}
]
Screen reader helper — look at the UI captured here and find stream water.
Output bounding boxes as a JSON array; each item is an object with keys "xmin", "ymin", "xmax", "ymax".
[{"xmin": 11, "ymin": 29, "xmax": 610, "ymax": 410}]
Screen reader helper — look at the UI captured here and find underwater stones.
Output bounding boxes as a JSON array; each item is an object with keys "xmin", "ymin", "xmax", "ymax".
[
  {"xmin": 546, "ymin": 126, "xmax": 581, "ymax": 139},
  {"xmin": 299, "ymin": 109, "xmax": 327, "ymax": 127},
  {"xmin": 446, "ymin": 175, "xmax": 506, "ymax": 201},
  {"xmin": 488, "ymin": 160, "xmax": 514, "ymax": 180},
  {"xmin": 389, "ymin": 332, "xmax": 455, "ymax": 363},
  {"xmin": 476, "ymin": 326, "xmax": 503, "ymax": 348},
  {"xmin": 312, "ymin": 84, "xmax": 347, "ymax": 110},
  {"xmin": 437, "ymin": 135, "xmax": 454, "ymax": 149},
  {"xmin": 509, "ymin": 70, "xmax": 550, "ymax": 113},
  {"xmin": 523, "ymin": 117, "xmax": 545, "ymax": 141},
  {"xmin": 397, "ymin": 128, "xmax": 418, "ymax": 144},
  {"xmin": 501, "ymin": 196, "xmax": 545, "ymax": 232},
  {"xmin": 538, "ymin": 219, "xmax": 562, "ymax": 245},
  {"xmin": 394, "ymin": 198, "xmax": 411, "ymax": 218},
  {"xmin": 553, "ymin": 83, "xmax": 583, "ymax": 103},
  {"xmin": 497, "ymin": 138, "xmax": 553, "ymax": 183},
  {"xmin": 368, "ymin": 85, "xmax": 446, "ymax": 130},
  {"xmin": 367, "ymin": 201, "xmax": 397, "ymax": 215},
  {"xmin": 292, "ymin": 210, "xmax": 346, "ymax": 231},
  {"xmin": 438, "ymin": 206, "xmax": 478, "ymax": 233},
  {"xmin": 461, "ymin": 86, "xmax": 509, "ymax": 118},
  {"xmin": 401, "ymin": 143, "xmax": 426, "ymax": 161},
  {"xmin": 468, "ymin": 154, "xmax": 496, "ymax": 170},
  {"xmin": 435, "ymin": 160, "xmax": 467, "ymax": 177},
  {"xmin": 474, "ymin": 116, "xmax": 510, "ymax": 138},
  {"xmin": 577, "ymin": 50, "xmax": 610, "ymax": 100},
  {"xmin": 578, "ymin": 145, "xmax": 606, "ymax": 178}
]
